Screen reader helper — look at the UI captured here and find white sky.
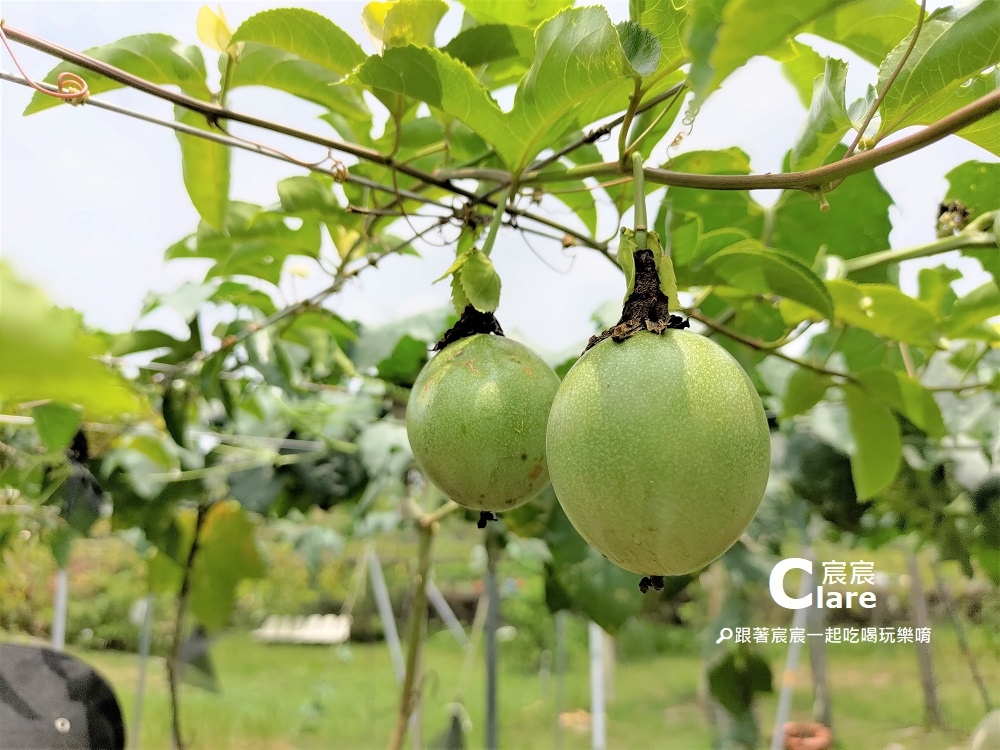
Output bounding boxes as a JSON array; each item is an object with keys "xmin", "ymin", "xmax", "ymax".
[{"xmin": 1, "ymin": 1, "xmax": 995, "ymax": 359}]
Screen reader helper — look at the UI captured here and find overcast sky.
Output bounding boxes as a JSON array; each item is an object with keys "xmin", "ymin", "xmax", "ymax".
[{"xmin": 1, "ymin": 1, "xmax": 994, "ymax": 359}]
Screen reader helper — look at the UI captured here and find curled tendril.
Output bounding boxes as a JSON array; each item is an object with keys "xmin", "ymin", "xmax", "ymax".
[{"xmin": 0, "ymin": 23, "xmax": 90, "ymax": 103}]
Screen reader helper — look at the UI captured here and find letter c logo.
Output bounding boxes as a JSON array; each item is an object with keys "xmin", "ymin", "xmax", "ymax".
[{"xmin": 770, "ymin": 558, "xmax": 812, "ymax": 609}]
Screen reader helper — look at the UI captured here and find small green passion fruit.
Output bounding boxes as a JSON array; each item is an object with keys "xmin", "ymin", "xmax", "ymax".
[
  {"xmin": 545, "ymin": 329, "xmax": 770, "ymax": 576},
  {"xmin": 406, "ymin": 334, "xmax": 560, "ymax": 512}
]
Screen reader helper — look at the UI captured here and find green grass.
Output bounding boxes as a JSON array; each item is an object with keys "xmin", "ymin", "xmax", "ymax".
[{"xmin": 68, "ymin": 624, "xmax": 996, "ymax": 750}]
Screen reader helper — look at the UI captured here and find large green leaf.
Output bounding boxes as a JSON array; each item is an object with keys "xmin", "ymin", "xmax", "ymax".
[
  {"xmin": 228, "ymin": 42, "xmax": 369, "ymax": 121},
  {"xmin": 543, "ymin": 499, "xmax": 641, "ymax": 633},
  {"xmin": 24, "ymin": 34, "xmax": 210, "ymax": 115},
  {"xmin": 443, "ymin": 24, "xmax": 534, "ymax": 67},
  {"xmin": 629, "ymin": 0, "xmax": 689, "ymax": 76},
  {"xmin": 853, "ymin": 368, "xmax": 946, "ymax": 438},
  {"xmin": 687, "ymin": 0, "xmax": 858, "ymax": 110},
  {"xmin": 189, "ymin": 501, "xmax": 266, "ymax": 633},
  {"xmin": 878, "ymin": 2, "xmax": 1000, "ymax": 139},
  {"xmin": 826, "ymin": 279, "xmax": 941, "ymax": 348},
  {"xmin": 354, "ymin": 46, "xmax": 505, "ymax": 152},
  {"xmin": 460, "ymin": 0, "xmax": 572, "ymax": 27},
  {"xmin": 500, "ymin": 7, "xmax": 638, "ymax": 171},
  {"xmin": 782, "ymin": 369, "xmax": 834, "ymax": 419},
  {"xmin": 167, "ymin": 202, "xmax": 321, "ymax": 284},
  {"xmin": 175, "ymin": 108, "xmax": 230, "ymax": 232},
  {"xmin": 805, "ymin": 0, "xmax": 919, "ymax": 65},
  {"xmin": 276, "ymin": 174, "xmax": 341, "ymax": 221},
  {"xmin": 704, "ymin": 240, "xmax": 834, "ymax": 317},
  {"xmin": 844, "ymin": 384, "xmax": 902, "ymax": 500},
  {"xmin": 230, "ymin": 8, "xmax": 365, "ymax": 75},
  {"xmin": 921, "ymin": 70, "xmax": 999, "ymax": 157},
  {"xmin": 790, "ymin": 58, "xmax": 852, "ymax": 171},
  {"xmin": 659, "ymin": 149, "xmax": 766, "ymax": 272},
  {"xmin": 362, "ymin": 0, "xmax": 448, "ymax": 51},
  {"xmin": 0, "ymin": 265, "xmax": 147, "ymax": 419},
  {"xmin": 770, "ymin": 146, "xmax": 893, "ymax": 276}
]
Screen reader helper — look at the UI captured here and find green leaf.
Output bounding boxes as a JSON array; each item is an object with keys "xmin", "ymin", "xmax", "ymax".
[
  {"xmin": 230, "ymin": 8, "xmax": 365, "ymax": 75},
  {"xmin": 24, "ymin": 34, "xmax": 210, "ymax": 115},
  {"xmin": 363, "ymin": 0, "xmax": 448, "ymax": 51},
  {"xmin": 276, "ymin": 175, "xmax": 340, "ymax": 220},
  {"xmin": 770, "ymin": 39, "xmax": 827, "ymax": 107},
  {"xmin": 805, "ymin": 0, "xmax": 919, "ymax": 65},
  {"xmin": 629, "ymin": 0, "xmax": 689, "ymax": 75},
  {"xmin": 460, "ymin": 0, "xmax": 572, "ymax": 27},
  {"xmin": 826, "ymin": 279, "xmax": 941, "ymax": 348},
  {"xmin": 167, "ymin": 202, "xmax": 321, "ymax": 284},
  {"xmin": 31, "ymin": 403, "xmax": 83, "ymax": 452},
  {"xmin": 443, "ymin": 23, "xmax": 533, "ymax": 67},
  {"xmin": 943, "ymin": 161, "xmax": 1000, "ymax": 284},
  {"xmin": 918, "ymin": 265, "xmax": 962, "ymax": 319},
  {"xmin": 190, "ymin": 501, "xmax": 266, "ymax": 633},
  {"xmin": 948, "ymin": 280, "xmax": 1000, "ymax": 339},
  {"xmin": 175, "ymin": 107, "xmax": 230, "ymax": 232},
  {"xmin": 704, "ymin": 241, "xmax": 835, "ymax": 317},
  {"xmin": 459, "ymin": 250, "xmax": 502, "ymax": 312},
  {"xmin": 543, "ymin": 498, "xmax": 641, "ymax": 633},
  {"xmin": 212, "ymin": 281, "xmax": 278, "ymax": 316},
  {"xmin": 353, "ymin": 46, "xmax": 505, "ymax": 152},
  {"xmin": 451, "ymin": 274, "xmax": 471, "ymax": 315},
  {"xmin": 228, "ymin": 42, "xmax": 369, "ymax": 121},
  {"xmin": 0, "ymin": 265, "xmax": 147, "ymax": 419},
  {"xmin": 502, "ymin": 7, "xmax": 637, "ymax": 171},
  {"xmin": 790, "ymin": 58, "xmax": 852, "ymax": 171},
  {"xmin": 245, "ymin": 329, "xmax": 298, "ymax": 395},
  {"xmin": 660, "ymin": 149, "xmax": 765, "ymax": 273},
  {"xmin": 878, "ymin": 2, "xmax": 1000, "ymax": 139},
  {"xmin": 541, "ymin": 173, "xmax": 598, "ymax": 235},
  {"xmin": 687, "ymin": 0, "xmax": 856, "ymax": 110},
  {"xmin": 376, "ymin": 335, "xmax": 429, "ymax": 387},
  {"xmin": 853, "ymin": 368, "xmax": 946, "ymax": 438},
  {"xmin": 771, "ymin": 146, "xmax": 893, "ymax": 278},
  {"xmin": 945, "ymin": 161, "xmax": 1000, "ymax": 218},
  {"xmin": 844, "ymin": 384, "xmax": 902, "ymax": 500},
  {"xmin": 707, "ymin": 645, "xmax": 773, "ymax": 717},
  {"xmin": 616, "ymin": 20, "xmax": 661, "ymax": 77},
  {"xmin": 782, "ymin": 369, "xmax": 833, "ymax": 418}
]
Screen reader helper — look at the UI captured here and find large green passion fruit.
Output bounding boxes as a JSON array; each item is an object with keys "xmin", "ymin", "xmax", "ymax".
[
  {"xmin": 406, "ymin": 334, "xmax": 560, "ymax": 512},
  {"xmin": 545, "ymin": 329, "xmax": 770, "ymax": 575}
]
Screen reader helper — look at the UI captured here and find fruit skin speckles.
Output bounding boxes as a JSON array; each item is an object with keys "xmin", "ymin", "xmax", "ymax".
[
  {"xmin": 545, "ymin": 329, "xmax": 770, "ymax": 576},
  {"xmin": 406, "ymin": 334, "xmax": 560, "ymax": 512}
]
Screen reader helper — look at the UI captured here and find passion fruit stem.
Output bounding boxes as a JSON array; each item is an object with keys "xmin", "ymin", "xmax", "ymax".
[
  {"xmin": 477, "ymin": 510, "xmax": 497, "ymax": 528},
  {"xmin": 586, "ymin": 248, "xmax": 688, "ymax": 351},
  {"xmin": 434, "ymin": 305, "xmax": 505, "ymax": 350}
]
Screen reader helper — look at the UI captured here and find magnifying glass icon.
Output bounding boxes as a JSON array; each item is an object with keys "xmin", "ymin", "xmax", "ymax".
[{"xmin": 715, "ymin": 627, "xmax": 734, "ymax": 644}]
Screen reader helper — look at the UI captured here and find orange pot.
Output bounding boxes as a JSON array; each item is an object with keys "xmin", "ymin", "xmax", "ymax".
[{"xmin": 783, "ymin": 721, "xmax": 832, "ymax": 750}]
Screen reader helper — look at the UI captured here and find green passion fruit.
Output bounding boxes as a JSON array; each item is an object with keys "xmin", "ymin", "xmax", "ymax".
[
  {"xmin": 545, "ymin": 329, "xmax": 770, "ymax": 576},
  {"xmin": 406, "ymin": 334, "xmax": 560, "ymax": 512}
]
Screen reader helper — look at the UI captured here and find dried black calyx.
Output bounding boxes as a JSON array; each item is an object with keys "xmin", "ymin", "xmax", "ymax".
[
  {"xmin": 477, "ymin": 511, "xmax": 497, "ymax": 529},
  {"xmin": 586, "ymin": 249, "xmax": 688, "ymax": 352},
  {"xmin": 435, "ymin": 305, "xmax": 504, "ymax": 351},
  {"xmin": 638, "ymin": 575, "xmax": 665, "ymax": 594}
]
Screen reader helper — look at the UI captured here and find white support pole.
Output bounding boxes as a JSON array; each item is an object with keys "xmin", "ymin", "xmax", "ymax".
[
  {"xmin": 368, "ymin": 549, "xmax": 420, "ymax": 750},
  {"xmin": 588, "ymin": 621, "xmax": 607, "ymax": 750},
  {"xmin": 52, "ymin": 569, "xmax": 68, "ymax": 651},
  {"xmin": 367, "ymin": 550, "xmax": 405, "ymax": 681},
  {"xmin": 426, "ymin": 579, "xmax": 469, "ymax": 646},
  {"xmin": 131, "ymin": 595, "xmax": 155, "ymax": 750},
  {"xmin": 770, "ymin": 547, "xmax": 814, "ymax": 750}
]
